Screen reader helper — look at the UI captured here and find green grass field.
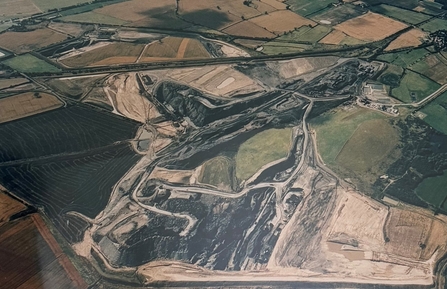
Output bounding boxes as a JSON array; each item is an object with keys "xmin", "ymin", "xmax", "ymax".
[
  {"xmin": 371, "ymin": 4, "xmax": 431, "ymax": 25},
  {"xmin": 364, "ymin": 0, "xmax": 419, "ymax": 9},
  {"xmin": 391, "ymin": 70, "xmax": 440, "ymax": 103},
  {"xmin": 377, "ymin": 48, "xmax": 430, "ymax": 68},
  {"xmin": 261, "ymin": 42, "xmax": 312, "ymax": 55},
  {"xmin": 235, "ymin": 128, "xmax": 292, "ymax": 181},
  {"xmin": 286, "ymin": 0, "xmax": 337, "ymax": 16},
  {"xmin": 310, "ymin": 107, "xmax": 386, "ymax": 167},
  {"xmin": 2, "ymin": 54, "xmax": 61, "ymax": 73},
  {"xmin": 336, "ymin": 119, "xmax": 398, "ymax": 173},
  {"xmin": 377, "ymin": 53, "xmax": 398, "ymax": 63},
  {"xmin": 420, "ymin": 18, "xmax": 447, "ymax": 33},
  {"xmin": 394, "ymin": 49, "xmax": 430, "ymax": 68},
  {"xmin": 60, "ymin": 11, "xmax": 128, "ymax": 25},
  {"xmin": 311, "ymin": 4, "xmax": 364, "ymax": 25},
  {"xmin": 410, "ymin": 53, "xmax": 447, "ymax": 84},
  {"xmin": 379, "ymin": 63, "xmax": 404, "ymax": 78},
  {"xmin": 421, "ymin": 91, "xmax": 447, "ymax": 135},
  {"xmin": 378, "ymin": 64, "xmax": 404, "ymax": 87},
  {"xmin": 199, "ymin": 156, "xmax": 234, "ymax": 190},
  {"xmin": 277, "ymin": 25, "xmax": 332, "ymax": 43},
  {"xmin": 416, "ymin": 170, "xmax": 447, "ymax": 207}
]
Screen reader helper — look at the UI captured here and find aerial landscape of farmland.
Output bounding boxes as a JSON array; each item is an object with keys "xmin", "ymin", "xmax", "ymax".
[{"xmin": 4, "ymin": 0, "xmax": 447, "ymax": 288}]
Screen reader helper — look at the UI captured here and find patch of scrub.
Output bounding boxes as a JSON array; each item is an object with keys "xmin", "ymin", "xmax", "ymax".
[{"xmin": 235, "ymin": 128, "xmax": 292, "ymax": 181}]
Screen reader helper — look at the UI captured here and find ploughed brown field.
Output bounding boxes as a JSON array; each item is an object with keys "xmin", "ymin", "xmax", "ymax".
[
  {"xmin": 0, "ymin": 191, "xmax": 87, "ymax": 289},
  {"xmin": 335, "ymin": 12, "xmax": 408, "ymax": 42},
  {"xmin": 0, "ymin": 28, "xmax": 66, "ymax": 54},
  {"xmin": 94, "ymin": 0, "xmax": 190, "ymax": 29},
  {"xmin": 248, "ymin": 10, "xmax": 316, "ymax": 35},
  {"xmin": 139, "ymin": 37, "xmax": 210, "ymax": 62},
  {"xmin": 385, "ymin": 28, "xmax": 426, "ymax": 51},
  {"xmin": 60, "ymin": 42, "xmax": 145, "ymax": 67},
  {"xmin": 222, "ymin": 21, "xmax": 276, "ymax": 39}
]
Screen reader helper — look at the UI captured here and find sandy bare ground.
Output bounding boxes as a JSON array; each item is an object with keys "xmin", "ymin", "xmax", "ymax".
[
  {"xmin": 47, "ymin": 22, "xmax": 86, "ymax": 37},
  {"xmin": 151, "ymin": 138, "xmax": 172, "ymax": 152},
  {"xmin": 137, "ymin": 259, "xmax": 432, "ymax": 285},
  {"xmin": 220, "ymin": 43, "xmax": 250, "ymax": 57},
  {"xmin": 271, "ymin": 56, "xmax": 340, "ymax": 79},
  {"xmin": 269, "ymin": 183, "xmax": 446, "ymax": 285},
  {"xmin": 113, "ymin": 30, "xmax": 163, "ymax": 41},
  {"xmin": 136, "ymin": 186, "xmax": 444, "ymax": 286},
  {"xmin": 153, "ymin": 121, "xmax": 181, "ymax": 137},
  {"xmin": 58, "ymin": 41, "xmax": 112, "ymax": 61},
  {"xmin": 165, "ymin": 65, "xmax": 264, "ymax": 97},
  {"xmin": 149, "ymin": 167, "xmax": 196, "ymax": 185},
  {"xmin": 105, "ymin": 73, "xmax": 161, "ymax": 123}
]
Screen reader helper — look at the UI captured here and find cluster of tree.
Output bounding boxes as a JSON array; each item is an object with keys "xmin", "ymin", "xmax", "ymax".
[
  {"xmin": 374, "ymin": 117, "xmax": 447, "ymax": 208},
  {"xmin": 430, "ymin": 30, "xmax": 447, "ymax": 51}
]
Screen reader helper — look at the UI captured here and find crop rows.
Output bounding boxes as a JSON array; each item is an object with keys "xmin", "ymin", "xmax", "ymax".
[
  {"xmin": 0, "ymin": 105, "xmax": 139, "ymax": 163},
  {"xmin": 0, "ymin": 143, "xmax": 141, "ymax": 242}
]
